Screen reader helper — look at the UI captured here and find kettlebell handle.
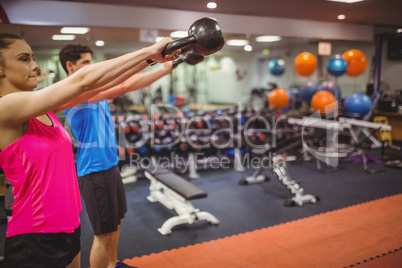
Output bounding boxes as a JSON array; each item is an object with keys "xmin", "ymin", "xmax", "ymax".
[{"xmin": 163, "ymin": 36, "xmax": 197, "ymax": 56}]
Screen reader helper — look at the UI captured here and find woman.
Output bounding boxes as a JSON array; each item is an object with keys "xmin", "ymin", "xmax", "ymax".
[{"xmin": 0, "ymin": 33, "xmax": 177, "ymax": 268}]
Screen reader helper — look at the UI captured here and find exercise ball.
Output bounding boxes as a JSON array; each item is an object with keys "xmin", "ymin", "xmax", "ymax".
[
  {"xmin": 268, "ymin": 59, "xmax": 285, "ymax": 76},
  {"xmin": 268, "ymin": 88, "xmax": 289, "ymax": 109},
  {"xmin": 286, "ymin": 88, "xmax": 302, "ymax": 109},
  {"xmin": 300, "ymin": 81, "xmax": 319, "ymax": 103},
  {"xmin": 317, "ymin": 81, "xmax": 341, "ymax": 100},
  {"xmin": 294, "ymin": 52, "xmax": 317, "ymax": 76},
  {"xmin": 311, "ymin": 91, "xmax": 336, "ymax": 116},
  {"xmin": 342, "ymin": 49, "xmax": 367, "ymax": 77},
  {"xmin": 343, "ymin": 92, "xmax": 372, "ymax": 117},
  {"xmin": 286, "ymin": 88, "xmax": 298, "ymax": 102},
  {"xmin": 327, "ymin": 54, "xmax": 348, "ymax": 76}
]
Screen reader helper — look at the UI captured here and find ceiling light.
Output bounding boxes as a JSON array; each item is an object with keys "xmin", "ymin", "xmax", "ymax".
[
  {"xmin": 326, "ymin": 0, "xmax": 364, "ymax": 3},
  {"xmin": 255, "ymin": 35, "xmax": 282, "ymax": 42},
  {"xmin": 95, "ymin": 40, "xmax": 105, "ymax": 47},
  {"xmin": 52, "ymin": 34, "xmax": 76, "ymax": 41},
  {"xmin": 60, "ymin": 27, "xmax": 90, "ymax": 34},
  {"xmin": 207, "ymin": 2, "xmax": 217, "ymax": 9},
  {"xmin": 397, "ymin": 28, "xmax": 402, "ymax": 33},
  {"xmin": 170, "ymin": 31, "xmax": 188, "ymax": 39},
  {"xmin": 337, "ymin": 14, "xmax": 346, "ymax": 20},
  {"xmin": 227, "ymin": 39, "xmax": 249, "ymax": 46},
  {"xmin": 244, "ymin": 45, "xmax": 253, "ymax": 52}
]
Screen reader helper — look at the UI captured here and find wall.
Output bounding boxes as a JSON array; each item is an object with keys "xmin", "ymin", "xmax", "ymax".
[
  {"xmin": 381, "ymin": 39, "xmax": 402, "ymax": 93},
  {"xmin": 33, "ymin": 36, "xmax": 402, "ymax": 106}
]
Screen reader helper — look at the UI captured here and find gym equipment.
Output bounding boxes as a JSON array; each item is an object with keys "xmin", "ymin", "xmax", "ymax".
[
  {"xmin": 238, "ymin": 112, "xmax": 272, "ymax": 185},
  {"xmin": 120, "ymin": 164, "xmax": 137, "ymax": 184},
  {"xmin": 248, "ymin": 88, "xmax": 268, "ymax": 111},
  {"xmin": 273, "ymin": 153, "xmax": 318, "ymax": 207},
  {"xmin": 342, "ymin": 49, "xmax": 367, "ymax": 77},
  {"xmin": 385, "ymin": 160, "xmax": 402, "ymax": 169},
  {"xmin": 311, "ymin": 90, "xmax": 336, "ymax": 116},
  {"xmin": 239, "ymin": 146, "xmax": 270, "ymax": 185},
  {"xmin": 378, "ymin": 97, "xmax": 399, "ymax": 112},
  {"xmin": 144, "ymin": 162, "xmax": 219, "ymax": 235},
  {"xmin": 268, "ymin": 59, "xmax": 285, "ymax": 76},
  {"xmin": 268, "ymin": 88, "xmax": 289, "ymax": 109},
  {"xmin": 317, "ymin": 80, "xmax": 341, "ymax": 100},
  {"xmin": 288, "ymin": 116, "xmax": 391, "ymax": 174},
  {"xmin": 220, "ymin": 108, "xmax": 249, "ymax": 172},
  {"xmin": 373, "ymin": 116, "xmax": 392, "ymax": 146},
  {"xmin": 300, "ymin": 81, "xmax": 319, "ymax": 102},
  {"xmin": 294, "ymin": 52, "xmax": 317, "ymax": 77},
  {"xmin": 286, "ymin": 88, "xmax": 302, "ymax": 110},
  {"xmin": 327, "ymin": 54, "xmax": 348, "ymax": 77},
  {"xmin": 173, "ymin": 117, "xmax": 216, "ymax": 179},
  {"xmin": 173, "ymin": 50, "xmax": 205, "ymax": 68},
  {"xmin": 163, "ymin": 17, "xmax": 225, "ymax": 56},
  {"xmin": 239, "ymin": 133, "xmax": 319, "ymax": 207},
  {"xmin": 343, "ymin": 92, "xmax": 372, "ymax": 118}
]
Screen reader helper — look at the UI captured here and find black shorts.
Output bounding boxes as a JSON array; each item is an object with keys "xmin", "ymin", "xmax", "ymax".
[
  {"xmin": 5, "ymin": 226, "xmax": 81, "ymax": 268},
  {"xmin": 78, "ymin": 165, "xmax": 127, "ymax": 235}
]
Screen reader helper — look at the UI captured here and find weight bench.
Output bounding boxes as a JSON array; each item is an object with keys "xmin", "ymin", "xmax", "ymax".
[
  {"xmin": 240, "ymin": 134, "xmax": 319, "ymax": 206},
  {"xmin": 289, "ymin": 116, "xmax": 390, "ymax": 174},
  {"xmin": 143, "ymin": 163, "xmax": 220, "ymax": 235}
]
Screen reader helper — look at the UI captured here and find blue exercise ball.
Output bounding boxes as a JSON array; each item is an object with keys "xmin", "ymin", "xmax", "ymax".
[
  {"xmin": 343, "ymin": 92, "xmax": 372, "ymax": 118},
  {"xmin": 286, "ymin": 88, "xmax": 302, "ymax": 109},
  {"xmin": 327, "ymin": 54, "xmax": 348, "ymax": 77},
  {"xmin": 300, "ymin": 81, "xmax": 319, "ymax": 103},
  {"xmin": 317, "ymin": 81, "xmax": 341, "ymax": 100},
  {"xmin": 268, "ymin": 59, "xmax": 285, "ymax": 76},
  {"xmin": 286, "ymin": 88, "xmax": 298, "ymax": 101}
]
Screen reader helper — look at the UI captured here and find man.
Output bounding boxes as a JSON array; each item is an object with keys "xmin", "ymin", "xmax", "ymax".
[{"xmin": 59, "ymin": 44, "xmax": 175, "ymax": 268}]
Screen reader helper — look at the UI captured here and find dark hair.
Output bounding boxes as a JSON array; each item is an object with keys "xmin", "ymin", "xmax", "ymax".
[
  {"xmin": 59, "ymin": 44, "xmax": 93, "ymax": 75},
  {"xmin": 0, "ymin": 33, "xmax": 24, "ymax": 66}
]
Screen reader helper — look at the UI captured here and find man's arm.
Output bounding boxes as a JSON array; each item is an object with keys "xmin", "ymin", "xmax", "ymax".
[
  {"xmin": 55, "ymin": 60, "xmax": 173, "ymax": 112},
  {"xmin": 87, "ymin": 61, "xmax": 173, "ymax": 103}
]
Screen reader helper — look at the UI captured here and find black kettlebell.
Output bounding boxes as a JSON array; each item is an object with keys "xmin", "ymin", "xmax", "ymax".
[
  {"xmin": 173, "ymin": 50, "xmax": 205, "ymax": 68},
  {"xmin": 164, "ymin": 17, "xmax": 225, "ymax": 56}
]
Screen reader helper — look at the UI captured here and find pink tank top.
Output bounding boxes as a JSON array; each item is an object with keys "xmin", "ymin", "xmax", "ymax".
[{"xmin": 0, "ymin": 112, "xmax": 82, "ymax": 237}]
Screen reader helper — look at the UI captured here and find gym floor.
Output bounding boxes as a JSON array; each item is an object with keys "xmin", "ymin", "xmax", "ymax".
[{"xmin": 1, "ymin": 157, "xmax": 401, "ymax": 267}]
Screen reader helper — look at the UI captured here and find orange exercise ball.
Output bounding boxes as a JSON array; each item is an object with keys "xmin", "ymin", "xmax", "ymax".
[
  {"xmin": 268, "ymin": 88, "xmax": 289, "ymax": 109},
  {"xmin": 294, "ymin": 52, "xmax": 317, "ymax": 76},
  {"xmin": 311, "ymin": 90, "xmax": 336, "ymax": 115},
  {"xmin": 342, "ymin": 49, "xmax": 367, "ymax": 77}
]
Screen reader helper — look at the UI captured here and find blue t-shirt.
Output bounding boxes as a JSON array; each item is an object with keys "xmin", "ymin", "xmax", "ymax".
[{"xmin": 64, "ymin": 100, "xmax": 119, "ymax": 177}]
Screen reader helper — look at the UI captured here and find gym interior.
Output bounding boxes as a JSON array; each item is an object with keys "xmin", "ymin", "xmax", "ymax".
[{"xmin": 1, "ymin": 1, "xmax": 402, "ymax": 267}]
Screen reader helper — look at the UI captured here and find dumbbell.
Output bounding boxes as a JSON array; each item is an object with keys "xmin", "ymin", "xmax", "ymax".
[{"xmin": 164, "ymin": 17, "xmax": 225, "ymax": 56}]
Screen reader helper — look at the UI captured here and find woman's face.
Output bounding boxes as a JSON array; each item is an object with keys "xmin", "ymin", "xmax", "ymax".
[{"xmin": 1, "ymin": 39, "xmax": 39, "ymax": 92}]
